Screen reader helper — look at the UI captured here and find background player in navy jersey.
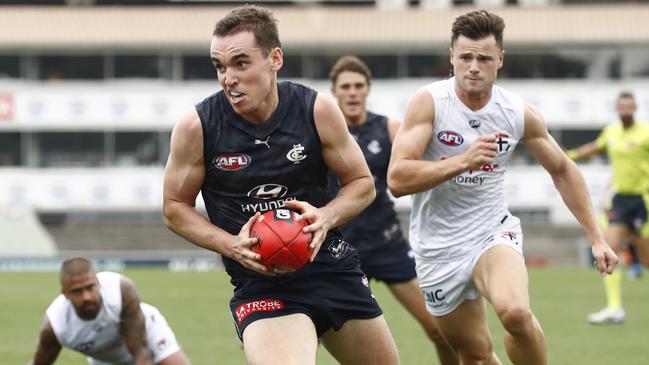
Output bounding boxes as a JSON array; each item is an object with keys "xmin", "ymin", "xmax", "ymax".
[
  {"xmin": 327, "ymin": 55, "xmax": 457, "ymax": 365},
  {"xmin": 162, "ymin": 5, "xmax": 399, "ymax": 365}
]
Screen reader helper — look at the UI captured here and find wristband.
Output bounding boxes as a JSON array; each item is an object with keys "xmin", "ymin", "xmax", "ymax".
[{"xmin": 566, "ymin": 150, "xmax": 577, "ymax": 160}]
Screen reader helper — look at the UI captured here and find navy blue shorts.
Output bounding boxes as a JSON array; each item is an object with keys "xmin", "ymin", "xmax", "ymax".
[
  {"xmin": 358, "ymin": 237, "xmax": 417, "ymax": 284},
  {"xmin": 229, "ymin": 245, "xmax": 382, "ymax": 340},
  {"xmin": 608, "ymin": 194, "xmax": 648, "ymax": 235}
]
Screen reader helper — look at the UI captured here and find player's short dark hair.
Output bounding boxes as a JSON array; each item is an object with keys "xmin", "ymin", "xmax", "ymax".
[
  {"xmin": 451, "ymin": 10, "xmax": 505, "ymax": 49},
  {"xmin": 618, "ymin": 91, "xmax": 635, "ymax": 101},
  {"xmin": 329, "ymin": 55, "xmax": 372, "ymax": 86},
  {"xmin": 60, "ymin": 257, "xmax": 94, "ymax": 284},
  {"xmin": 213, "ymin": 5, "xmax": 281, "ymax": 57}
]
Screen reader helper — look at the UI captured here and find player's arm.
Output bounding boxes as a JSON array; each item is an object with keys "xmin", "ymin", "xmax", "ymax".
[
  {"xmin": 522, "ymin": 102, "xmax": 618, "ymax": 275},
  {"xmin": 285, "ymin": 93, "xmax": 375, "ymax": 257},
  {"xmin": 163, "ymin": 110, "xmax": 267, "ymax": 274},
  {"xmin": 387, "ymin": 88, "xmax": 497, "ymax": 197},
  {"xmin": 29, "ymin": 315, "xmax": 62, "ymax": 365},
  {"xmin": 387, "ymin": 118, "xmax": 401, "ymax": 143},
  {"xmin": 565, "ymin": 140, "xmax": 603, "ymax": 161},
  {"xmin": 119, "ymin": 277, "xmax": 151, "ymax": 365}
]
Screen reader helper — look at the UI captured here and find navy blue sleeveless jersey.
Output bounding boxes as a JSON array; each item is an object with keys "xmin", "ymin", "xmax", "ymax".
[
  {"xmin": 327, "ymin": 112, "xmax": 405, "ymax": 252},
  {"xmin": 196, "ymin": 81, "xmax": 345, "ymax": 280}
]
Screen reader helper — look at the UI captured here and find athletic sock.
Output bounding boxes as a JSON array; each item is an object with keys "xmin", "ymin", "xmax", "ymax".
[{"xmin": 603, "ymin": 269, "xmax": 623, "ymax": 310}]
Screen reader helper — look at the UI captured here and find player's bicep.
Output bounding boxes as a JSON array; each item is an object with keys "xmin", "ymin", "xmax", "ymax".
[
  {"xmin": 313, "ymin": 94, "xmax": 370, "ymax": 186},
  {"xmin": 391, "ymin": 89, "xmax": 435, "ymax": 162},
  {"xmin": 522, "ymin": 103, "xmax": 568, "ymax": 174},
  {"xmin": 163, "ymin": 110, "xmax": 206, "ymax": 206},
  {"xmin": 31, "ymin": 316, "xmax": 61, "ymax": 365}
]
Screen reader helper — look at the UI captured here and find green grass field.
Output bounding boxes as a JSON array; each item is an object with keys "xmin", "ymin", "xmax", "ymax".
[{"xmin": 2, "ymin": 267, "xmax": 648, "ymax": 364}]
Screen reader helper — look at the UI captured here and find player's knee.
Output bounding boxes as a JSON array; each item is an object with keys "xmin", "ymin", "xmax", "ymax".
[
  {"xmin": 456, "ymin": 348, "xmax": 494, "ymax": 365},
  {"xmin": 452, "ymin": 337, "xmax": 494, "ymax": 364},
  {"xmin": 423, "ymin": 323, "xmax": 447, "ymax": 345},
  {"xmin": 498, "ymin": 305, "xmax": 534, "ymax": 336},
  {"xmin": 246, "ymin": 352, "xmax": 310, "ymax": 365}
]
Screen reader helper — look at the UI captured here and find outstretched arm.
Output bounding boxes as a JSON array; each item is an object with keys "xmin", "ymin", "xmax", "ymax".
[
  {"xmin": 163, "ymin": 110, "xmax": 267, "ymax": 274},
  {"xmin": 119, "ymin": 277, "xmax": 151, "ymax": 365},
  {"xmin": 565, "ymin": 141, "xmax": 603, "ymax": 161},
  {"xmin": 387, "ymin": 87, "xmax": 498, "ymax": 197},
  {"xmin": 522, "ymin": 103, "xmax": 618, "ymax": 275},
  {"xmin": 29, "ymin": 315, "xmax": 61, "ymax": 365}
]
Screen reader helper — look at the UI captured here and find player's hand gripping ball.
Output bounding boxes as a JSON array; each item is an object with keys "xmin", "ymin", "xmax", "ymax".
[{"xmin": 251, "ymin": 208, "xmax": 313, "ymax": 273}]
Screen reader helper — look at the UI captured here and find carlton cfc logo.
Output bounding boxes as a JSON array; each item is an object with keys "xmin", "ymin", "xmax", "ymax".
[
  {"xmin": 437, "ymin": 130, "xmax": 464, "ymax": 146},
  {"xmin": 213, "ymin": 153, "xmax": 251, "ymax": 171}
]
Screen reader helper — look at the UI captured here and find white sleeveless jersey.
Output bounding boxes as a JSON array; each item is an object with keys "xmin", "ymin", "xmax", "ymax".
[
  {"xmin": 47, "ymin": 271, "xmax": 132, "ymax": 364},
  {"xmin": 409, "ymin": 77, "xmax": 525, "ymax": 262}
]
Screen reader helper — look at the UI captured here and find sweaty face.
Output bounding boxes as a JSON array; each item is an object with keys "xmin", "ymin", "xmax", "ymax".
[
  {"xmin": 210, "ymin": 31, "xmax": 282, "ymax": 123},
  {"xmin": 62, "ymin": 271, "xmax": 102, "ymax": 320},
  {"xmin": 331, "ymin": 71, "xmax": 369, "ymax": 125},
  {"xmin": 616, "ymin": 97, "xmax": 636, "ymax": 124},
  {"xmin": 450, "ymin": 35, "xmax": 504, "ymax": 100}
]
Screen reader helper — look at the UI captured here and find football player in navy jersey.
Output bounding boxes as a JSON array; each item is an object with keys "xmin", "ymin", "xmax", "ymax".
[
  {"xmin": 162, "ymin": 5, "xmax": 398, "ymax": 365},
  {"xmin": 328, "ymin": 55, "xmax": 457, "ymax": 365}
]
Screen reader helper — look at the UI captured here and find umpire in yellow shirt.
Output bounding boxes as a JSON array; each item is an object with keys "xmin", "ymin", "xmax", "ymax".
[{"xmin": 567, "ymin": 91, "xmax": 649, "ymax": 324}]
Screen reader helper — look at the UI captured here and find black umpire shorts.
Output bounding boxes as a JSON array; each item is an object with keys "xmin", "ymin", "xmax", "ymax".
[{"xmin": 608, "ymin": 193, "xmax": 648, "ymax": 236}]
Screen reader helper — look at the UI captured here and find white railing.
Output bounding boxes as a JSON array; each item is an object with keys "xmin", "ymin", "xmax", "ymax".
[
  {"xmin": 1, "ymin": 80, "xmax": 648, "ymax": 129},
  {"xmin": 0, "ymin": 165, "xmax": 610, "ymax": 225}
]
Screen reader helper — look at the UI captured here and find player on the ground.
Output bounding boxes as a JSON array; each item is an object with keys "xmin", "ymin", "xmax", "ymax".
[
  {"xmin": 387, "ymin": 10, "xmax": 618, "ymax": 364},
  {"xmin": 327, "ymin": 55, "xmax": 457, "ymax": 365},
  {"xmin": 30, "ymin": 257, "xmax": 190, "ymax": 365},
  {"xmin": 162, "ymin": 5, "xmax": 399, "ymax": 364},
  {"xmin": 566, "ymin": 91, "xmax": 649, "ymax": 324}
]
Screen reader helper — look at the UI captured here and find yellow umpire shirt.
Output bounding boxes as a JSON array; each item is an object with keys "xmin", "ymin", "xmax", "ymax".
[{"xmin": 596, "ymin": 121, "xmax": 649, "ymax": 195}]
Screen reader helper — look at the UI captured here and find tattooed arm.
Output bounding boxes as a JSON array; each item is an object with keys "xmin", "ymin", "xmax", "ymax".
[{"xmin": 119, "ymin": 276, "xmax": 152, "ymax": 365}]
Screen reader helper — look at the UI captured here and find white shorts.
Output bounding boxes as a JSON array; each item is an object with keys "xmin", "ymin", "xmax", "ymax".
[
  {"xmin": 418, "ymin": 215, "xmax": 524, "ymax": 316},
  {"xmin": 88, "ymin": 303, "xmax": 181, "ymax": 365}
]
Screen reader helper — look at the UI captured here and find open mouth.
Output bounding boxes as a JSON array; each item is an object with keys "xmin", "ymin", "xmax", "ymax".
[
  {"xmin": 82, "ymin": 302, "xmax": 97, "ymax": 310},
  {"xmin": 229, "ymin": 90, "xmax": 245, "ymax": 104}
]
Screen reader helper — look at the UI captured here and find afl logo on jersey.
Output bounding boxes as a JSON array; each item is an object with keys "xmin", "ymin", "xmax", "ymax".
[
  {"xmin": 213, "ymin": 153, "xmax": 251, "ymax": 171},
  {"xmin": 437, "ymin": 131, "xmax": 464, "ymax": 146}
]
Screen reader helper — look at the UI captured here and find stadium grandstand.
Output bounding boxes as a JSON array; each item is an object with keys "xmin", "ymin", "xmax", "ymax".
[{"xmin": 1, "ymin": 0, "xmax": 648, "ymax": 270}]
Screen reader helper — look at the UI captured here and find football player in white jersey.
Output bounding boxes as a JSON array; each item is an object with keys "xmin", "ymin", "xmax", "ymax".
[
  {"xmin": 30, "ymin": 257, "xmax": 190, "ymax": 365},
  {"xmin": 388, "ymin": 10, "xmax": 618, "ymax": 365}
]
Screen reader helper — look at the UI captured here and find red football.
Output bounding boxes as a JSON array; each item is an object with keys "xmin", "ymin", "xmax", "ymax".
[{"xmin": 250, "ymin": 208, "xmax": 313, "ymax": 273}]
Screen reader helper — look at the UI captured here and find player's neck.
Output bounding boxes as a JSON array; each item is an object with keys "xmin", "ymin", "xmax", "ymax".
[
  {"xmin": 454, "ymin": 84, "xmax": 492, "ymax": 112},
  {"xmin": 243, "ymin": 83, "xmax": 280, "ymax": 124},
  {"xmin": 346, "ymin": 110, "xmax": 367, "ymax": 127}
]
